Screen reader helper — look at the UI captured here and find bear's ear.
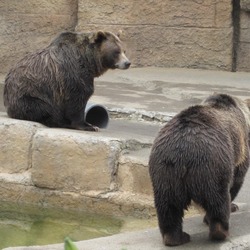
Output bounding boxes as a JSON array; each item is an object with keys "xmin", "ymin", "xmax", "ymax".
[{"xmin": 89, "ymin": 31, "xmax": 106, "ymax": 44}]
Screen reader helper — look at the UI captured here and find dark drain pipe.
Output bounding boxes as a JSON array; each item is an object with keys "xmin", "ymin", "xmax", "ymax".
[
  {"xmin": 84, "ymin": 103, "xmax": 109, "ymax": 129},
  {"xmin": 232, "ymin": 0, "xmax": 241, "ymax": 72}
]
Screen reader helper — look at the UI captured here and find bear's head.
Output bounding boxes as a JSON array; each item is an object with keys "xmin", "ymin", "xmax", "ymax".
[
  {"xmin": 88, "ymin": 31, "xmax": 131, "ymax": 71},
  {"xmin": 50, "ymin": 31, "xmax": 130, "ymax": 77},
  {"xmin": 203, "ymin": 93, "xmax": 250, "ymax": 130}
]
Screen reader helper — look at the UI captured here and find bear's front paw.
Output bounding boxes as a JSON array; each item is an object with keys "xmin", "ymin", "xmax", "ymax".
[
  {"xmin": 76, "ymin": 122, "xmax": 100, "ymax": 132},
  {"xmin": 82, "ymin": 125, "xmax": 100, "ymax": 132},
  {"xmin": 163, "ymin": 232, "xmax": 190, "ymax": 246}
]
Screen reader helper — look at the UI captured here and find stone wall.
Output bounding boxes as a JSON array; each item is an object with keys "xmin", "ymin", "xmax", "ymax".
[
  {"xmin": 0, "ymin": 0, "xmax": 250, "ymax": 73},
  {"xmin": 76, "ymin": 0, "xmax": 233, "ymax": 71},
  {"xmin": 0, "ymin": 113, "xmax": 155, "ymax": 218},
  {"xmin": 0, "ymin": 0, "xmax": 78, "ymax": 74},
  {"xmin": 238, "ymin": 1, "xmax": 250, "ymax": 71}
]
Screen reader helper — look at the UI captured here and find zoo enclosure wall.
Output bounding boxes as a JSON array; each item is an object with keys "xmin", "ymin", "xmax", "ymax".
[{"xmin": 1, "ymin": 0, "xmax": 250, "ymax": 74}]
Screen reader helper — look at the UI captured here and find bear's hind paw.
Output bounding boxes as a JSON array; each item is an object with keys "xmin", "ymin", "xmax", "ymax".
[
  {"xmin": 163, "ymin": 232, "xmax": 190, "ymax": 246},
  {"xmin": 209, "ymin": 223, "xmax": 229, "ymax": 241}
]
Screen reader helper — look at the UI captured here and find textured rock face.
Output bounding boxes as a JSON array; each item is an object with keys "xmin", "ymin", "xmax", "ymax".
[
  {"xmin": 118, "ymin": 150, "xmax": 153, "ymax": 196},
  {"xmin": 31, "ymin": 130, "xmax": 121, "ymax": 192},
  {"xmin": 0, "ymin": 114, "xmax": 155, "ymax": 218},
  {"xmin": 0, "ymin": 116, "xmax": 44, "ymax": 173},
  {"xmin": 241, "ymin": 0, "xmax": 250, "ymax": 11},
  {"xmin": 238, "ymin": 9, "xmax": 250, "ymax": 71},
  {"xmin": 0, "ymin": 0, "xmax": 250, "ymax": 73},
  {"xmin": 0, "ymin": 0, "xmax": 78, "ymax": 74},
  {"xmin": 76, "ymin": 0, "xmax": 233, "ymax": 71}
]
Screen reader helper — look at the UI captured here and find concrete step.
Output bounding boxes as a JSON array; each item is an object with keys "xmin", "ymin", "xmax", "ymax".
[{"xmin": 0, "ymin": 112, "xmax": 161, "ymax": 218}]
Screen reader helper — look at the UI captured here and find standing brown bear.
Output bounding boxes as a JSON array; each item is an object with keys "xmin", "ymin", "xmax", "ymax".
[
  {"xmin": 149, "ymin": 93, "xmax": 250, "ymax": 246},
  {"xmin": 4, "ymin": 31, "xmax": 130, "ymax": 131}
]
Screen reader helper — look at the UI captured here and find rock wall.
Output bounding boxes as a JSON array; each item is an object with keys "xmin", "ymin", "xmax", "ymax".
[
  {"xmin": 0, "ymin": 0, "xmax": 250, "ymax": 74},
  {"xmin": 238, "ymin": 2, "xmax": 250, "ymax": 71},
  {"xmin": 0, "ymin": 113, "xmax": 155, "ymax": 218},
  {"xmin": 0, "ymin": 0, "xmax": 78, "ymax": 74},
  {"xmin": 76, "ymin": 0, "xmax": 233, "ymax": 71}
]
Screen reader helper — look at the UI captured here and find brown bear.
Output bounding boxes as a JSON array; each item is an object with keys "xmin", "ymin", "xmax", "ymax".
[
  {"xmin": 149, "ymin": 93, "xmax": 250, "ymax": 246},
  {"xmin": 3, "ymin": 31, "xmax": 130, "ymax": 131}
]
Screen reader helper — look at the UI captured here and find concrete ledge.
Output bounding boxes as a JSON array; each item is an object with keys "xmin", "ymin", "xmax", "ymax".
[
  {"xmin": 4, "ymin": 208, "xmax": 250, "ymax": 250},
  {"xmin": 31, "ymin": 129, "xmax": 122, "ymax": 192},
  {"xmin": 0, "ymin": 114, "xmax": 44, "ymax": 173},
  {"xmin": 0, "ymin": 113, "xmax": 157, "ymax": 218}
]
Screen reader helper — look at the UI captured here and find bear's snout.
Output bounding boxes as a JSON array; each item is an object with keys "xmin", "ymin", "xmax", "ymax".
[
  {"xmin": 124, "ymin": 61, "xmax": 131, "ymax": 69},
  {"xmin": 115, "ymin": 52, "xmax": 131, "ymax": 69}
]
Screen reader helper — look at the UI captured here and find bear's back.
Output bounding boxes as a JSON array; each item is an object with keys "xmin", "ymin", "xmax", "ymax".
[{"xmin": 150, "ymin": 103, "xmax": 244, "ymax": 171}]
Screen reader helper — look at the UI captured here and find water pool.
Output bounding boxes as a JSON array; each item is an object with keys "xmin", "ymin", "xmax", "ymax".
[{"xmin": 0, "ymin": 202, "xmax": 123, "ymax": 249}]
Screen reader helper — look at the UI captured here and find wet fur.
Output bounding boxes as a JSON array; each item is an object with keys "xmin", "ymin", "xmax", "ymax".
[
  {"xmin": 4, "ymin": 31, "xmax": 130, "ymax": 130},
  {"xmin": 149, "ymin": 94, "xmax": 250, "ymax": 246}
]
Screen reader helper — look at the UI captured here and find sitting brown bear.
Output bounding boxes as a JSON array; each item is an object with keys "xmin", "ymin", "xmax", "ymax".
[
  {"xmin": 4, "ymin": 31, "xmax": 130, "ymax": 131},
  {"xmin": 149, "ymin": 93, "xmax": 250, "ymax": 246}
]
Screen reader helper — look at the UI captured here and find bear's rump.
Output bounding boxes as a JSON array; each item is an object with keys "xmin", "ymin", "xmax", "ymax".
[{"xmin": 149, "ymin": 126, "xmax": 234, "ymax": 204}]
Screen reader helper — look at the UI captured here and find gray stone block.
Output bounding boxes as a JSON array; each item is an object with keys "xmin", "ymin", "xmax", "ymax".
[
  {"xmin": 31, "ymin": 129, "xmax": 122, "ymax": 192},
  {"xmin": 0, "ymin": 115, "xmax": 43, "ymax": 174},
  {"xmin": 241, "ymin": 0, "xmax": 250, "ymax": 11},
  {"xmin": 118, "ymin": 148, "xmax": 153, "ymax": 196}
]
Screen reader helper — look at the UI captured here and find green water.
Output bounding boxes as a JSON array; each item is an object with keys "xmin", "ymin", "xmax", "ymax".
[{"xmin": 0, "ymin": 202, "xmax": 123, "ymax": 249}]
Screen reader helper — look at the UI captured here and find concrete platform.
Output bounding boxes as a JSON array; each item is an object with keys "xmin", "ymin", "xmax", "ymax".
[
  {"xmin": 93, "ymin": 67, "xmax": 250, "ymax": 113},
  {"xmin": 1, "ymin": 67, "xmax": 250, "ymax": 249}
]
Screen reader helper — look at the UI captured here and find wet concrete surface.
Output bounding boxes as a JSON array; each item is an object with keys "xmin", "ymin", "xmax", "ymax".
[
  {"xmin": 93, "ymin": 80, "xmax": 250, "ymax": 113},
  {"xmin": 93, "ymin": 67, "xmax": 250, "ymax": 113},
  {"xmin": 1, "ymin": 67, "xmax": 250, "ymax": 144},
  {"xmin": 2, "ymin": 67, "xmax": 250, "ymax": 114},
  {"xmin": 1, "ymin": 67, "xmax": 250, "ymax": 148}
]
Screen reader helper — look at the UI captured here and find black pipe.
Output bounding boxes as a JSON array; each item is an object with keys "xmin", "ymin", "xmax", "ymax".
[{"xmin": 84, "ymin": 103, "xmax": 109, "ymax": 129}]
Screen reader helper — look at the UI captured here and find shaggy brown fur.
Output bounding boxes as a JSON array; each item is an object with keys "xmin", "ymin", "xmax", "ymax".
[
  {"xmin": 4, "ymin": 31, "xmax": 130, "ymax": 130},
  {"xmin": 149, "ymin": 93, "xmax": 250, "ymax": 246}
]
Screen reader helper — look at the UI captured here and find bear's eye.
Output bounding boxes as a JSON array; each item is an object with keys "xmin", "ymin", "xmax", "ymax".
[
  {"xmin": 114, "ymin": 49, "xmax": 120, "ymax": 55},
  {"xmin": 124, "ymin": 50, "xmax": 126, "ymax": 54}
]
